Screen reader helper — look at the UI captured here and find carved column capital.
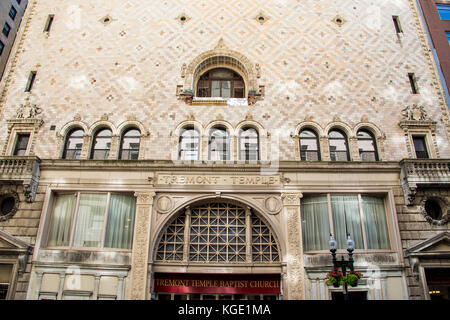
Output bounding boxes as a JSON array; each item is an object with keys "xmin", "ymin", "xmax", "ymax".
[
  {"xmin": 281, "ymin": 193, "xmax": 303, "ymax": 206},
  {"xmin": 134, "ymin": 191, "xmax": 156, "ymax": 206}
]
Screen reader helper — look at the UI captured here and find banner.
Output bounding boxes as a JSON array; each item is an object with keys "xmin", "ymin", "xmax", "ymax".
[{"xmin": 154, "ymin": 273, "xmax": 281, "ymax": 294}]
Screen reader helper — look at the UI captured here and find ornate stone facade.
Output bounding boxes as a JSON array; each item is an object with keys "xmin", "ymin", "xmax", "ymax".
[{"xmin": 0, "ymin": 0, "xmax": 448, "ymax": 301}]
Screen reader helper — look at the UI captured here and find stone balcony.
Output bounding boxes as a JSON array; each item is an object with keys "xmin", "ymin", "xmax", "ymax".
[
  {"xmin": 400, "ymin": 159, "xmax": 450, "ymax": 205},
  {"xmin": 0, "ymin": 156, "xmax": 41, "ymax": 202}
]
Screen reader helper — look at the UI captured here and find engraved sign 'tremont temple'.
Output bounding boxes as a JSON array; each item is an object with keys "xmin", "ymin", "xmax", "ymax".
[{"xmin": 0, "ymin": 1, "xmax": 449, "ymax": 301}]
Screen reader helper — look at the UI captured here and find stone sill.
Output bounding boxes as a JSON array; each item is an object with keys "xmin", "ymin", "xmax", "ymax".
[{"xmin": 192, "ymin": 97, "xmax": 248, "ymax": 106}]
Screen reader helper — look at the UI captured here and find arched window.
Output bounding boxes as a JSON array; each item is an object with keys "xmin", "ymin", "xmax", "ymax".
[
  {"xmin": 299, "ymin": 129, "xmax": 320, "ymax": 161},
  {"xmin": 328, "ymin": 129, "xmax": 349, "ymax": 161},
  {"xmin": 63, "ymin": 128, "xmax": 84, "ymax": 159},
  {"xmin": 119, "ymin": 128, "xmax": 141, "ymax": 160},
  {"xmin": 179, "ymin": 127, "xmax": 200, "ymax": 160},
  {"xmin": 357, "ymin": 129, "xmax": 378, "ymax": 161},
  {"xmin": 208, "ymin": 127, "xmax": 229, "ymax": 161},
  {"xmin": 197, "ymin": 68, "xmax": 245, "ymax": 98},
  {"xmin": 90, "ymin": 128, "xmax": 112, "ymax": 160},
  {"xmin": 239, "ymin": 127, "xmax": 259, "ymax": 161},
  {"xmin": 155, "ymin": 201, "xmax": 280, "ymax": 263}
]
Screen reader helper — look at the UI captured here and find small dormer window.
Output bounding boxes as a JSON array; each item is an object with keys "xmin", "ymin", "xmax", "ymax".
[{"xmin": 196, "ymin": 68, "xmax": 245, "ymax": 98}]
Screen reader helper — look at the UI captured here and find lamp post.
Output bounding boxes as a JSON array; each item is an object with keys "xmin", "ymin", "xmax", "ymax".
[{"xmin": 329, "ymin": 233, "xmax": 355, "ymax": 300}]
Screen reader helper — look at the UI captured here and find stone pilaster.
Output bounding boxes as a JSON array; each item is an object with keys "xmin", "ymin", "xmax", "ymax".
[
  {"xmin": 281, "ymin": 192, "xmax": 305, "ymax": 300},
  {"xmin": 128, "ymin": 191, "xmax": 155, "ymax": 300}
]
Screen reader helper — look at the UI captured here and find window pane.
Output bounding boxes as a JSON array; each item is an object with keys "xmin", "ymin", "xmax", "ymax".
[
  {"xmin": 221, "ymin": 81, "xmax": 231, "ymax": 98},
  {"xmin": 120, "ymin": 129, "xmax": 140, "ymax": 160},
  {"xmin": 72, "ymin": 193, "xmax": 107, "ymax": 248},
  {"xmin": 239, "ymin": 128, "xmax": 259, "ymax": 160},
  {"xmin": 13, "ymin": 134, "xmax": 30, "ymax": 156},
  {"xmin": 301, "ymin": 195, "xmax": 330, "ymax": 251},
  {"xmin": 209, "ymin": 128, "xmax": 229, "ymax": 161},
  {"xmin": 329, "ymin": 130, "xmax": 349, "ymax": 161},
  {"xmin": 357, "ymin": 130, "xmax": 377, "ymax": 161},
  {"xmin": 413, "ymin": 136, "xmax": 428, "ymax": 159},
  {"xmin": 331, "ymin": 195, "xmax": 364, "ymax": 249},
  {"xmin": 211, "ymin": 81, "xmax": 221, "ymax": 97},
  {"xmin": 300, "ymin": 130, "xmax": 320, "ymax": 161},
  {"xmin": 179, "ymin": 128, "xmax": 200, "ymax": 160},
  {"xmin": 64, "ymin": 129, "xmax": 84, "ymax": 159},
  {"xmin": 362, "ymin": 196, "xmax": 390, "ymax": 249},
  {"xmin": 104, "ymin": 194, "xmax": 136, "ymax": 249},
  {"xmin": 47, "ymin": 194, "xmax": 77, "ymax": 247},
  {"xmin": 437, "ymin": 4, "xmax": 450, "ymax": 20},
  {"xmin": 91, "ymin": 129, "xmax": 112, "ymax": 159}
]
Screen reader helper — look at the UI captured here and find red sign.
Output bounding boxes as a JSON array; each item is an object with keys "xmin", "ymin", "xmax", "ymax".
[{"xmin": 154, "ymin": 273, "xmax": 281, "ymax": 294}]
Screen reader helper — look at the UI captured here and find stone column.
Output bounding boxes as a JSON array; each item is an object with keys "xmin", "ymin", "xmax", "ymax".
[
  {"xmin": 281, "ymin": 192, "xmax": 305, "ymax": 300},
  {"xmin": 128, "ymin": 191, "xmax": 156, "ymax": 300},
  {"xmin": 319, "ymin": 136, "xmax": 330, "ymax": 161}
]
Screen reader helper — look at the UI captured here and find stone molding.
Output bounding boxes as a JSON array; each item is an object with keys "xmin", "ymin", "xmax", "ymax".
[{"xmin": 128, "ymin": 191, "xmax": 155, "ymax": 300}]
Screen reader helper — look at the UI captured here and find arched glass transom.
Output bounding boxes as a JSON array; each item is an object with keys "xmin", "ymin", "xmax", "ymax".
[
  {"xmin": 197, "ymin": 68, "xmax": 245, "ymax": 98},
  {"xmin": 209, "ymin": 127, "xmax": 230, "ymax": 161},
  {"xmin": 63, "ymin": 128, "xmax": 84, "ymax": 159},
  {"xmin": 299, "ymin": 129, "xmax": 320, "ymax": 161},
  {"xmin": 357, "ymin": 129, "xmax": 378, "ymax": 161},
  {"xmin": 155, "ymin": 202, "xmax": 280, "ymax": 264},
  {"xmin": 90, "ymin": 128, "xmax": 112, "ymax": 160},
  {"xmin": 119, "ymin": 128, "xmax": 141, "ymax": 160},
  {"xmin": 328, "ymin": 129, "xmax": 349, "ymax": 161},
  {"xmin": 239, "ymin": 127, "xmax": 259, "ymax": 161},
  {"xmin": 179, "ymin": 127, "xmax": 200, "ymax": 160}
]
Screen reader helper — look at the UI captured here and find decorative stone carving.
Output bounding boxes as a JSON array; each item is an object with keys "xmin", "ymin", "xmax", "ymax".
[
  {"xmin": 282, "ymin": 192, "xmax": 305, "ymax": 300},
  {"xmin": 0, "ymin": 191, "xmax": 20, "ymax": 222},
  {"xmin": 401, "ymin": 104, "xmax": 429, "ymax": 121},
  {"xmin": 156, "ymin": 195, "xmax": 173, "ymax": 214},
  {"xmin": 129, "ymin": 191, "xmax": 155, "ymax": 300},
  {"xmin": 255, "ymin": 63, "xmax": 261, "ymax": 78},
  {"xmin": 181, "ymin": 63, "xmax": 186, "ymax": 78},
  {"xmin": 419, "ymin": 196, "xmax": 449, "ymax": 226},
  {"xmin": 15, "ymin": 99, "xmax": 42, "ymax": 119},
  {"xmin": 281, "ymin": 193, "xmax": 303, "ymax": 206},
  {"xmin": 264, "ymin": 196, "xmax": 282, "ymax": 215}
]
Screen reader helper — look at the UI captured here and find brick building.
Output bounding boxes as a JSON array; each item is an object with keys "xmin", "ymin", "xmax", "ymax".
[
  {"xmin": 0, "ymin": 0, "xmax": 449, "ymax": 300},
  {"xmin": 0, "ymin": 0, "xmax": 29, "ymax": 80}
]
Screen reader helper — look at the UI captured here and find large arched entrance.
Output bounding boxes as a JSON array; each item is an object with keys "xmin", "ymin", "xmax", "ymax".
[{"xmin": 151, "ymin": 200, "xmax": 282, "ymax": 300}]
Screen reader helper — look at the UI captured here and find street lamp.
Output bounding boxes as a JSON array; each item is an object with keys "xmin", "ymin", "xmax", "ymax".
[{"xmin": 329, "ymin": 233, "xmax": 355, "ymax": 300}]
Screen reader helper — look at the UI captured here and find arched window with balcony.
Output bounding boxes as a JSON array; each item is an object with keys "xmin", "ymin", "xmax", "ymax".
[
  {"xmin": 328, "ymin": 129, "xmax": 349, "ymax": 161},
  {"xmin": 62, "ymin": 128, "xmax": 84, "ymax": 159},
  {"xmin": 119, "ymin": 128, "xmax": 141, "ymax": 160},
  {"xmin": 299, "ymin": 129, "xmax": 320, "ymax": 161},
  {"xmin": 179, "ymin": 127, "xmax": 200, "ymax": 160},
  {"xmin": 239, "ymin": 127, "xmax": 259, "ymax": 161},
  {"xmin": 197, "ymin": 68, "xmax": 245, "ymax": 98},
  {"xmin": 357, "ymin": 129, "xmax": 378, "ymax": 161},
  {"xmin": 208, "ymin": 127, "xmax": 230, "ymax": 161},
  {"xmin": 90, "ymin": 128, "xmax": 112, "ymax": 160}
]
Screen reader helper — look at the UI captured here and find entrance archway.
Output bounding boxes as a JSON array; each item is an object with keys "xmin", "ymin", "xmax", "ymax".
[{"xmin": 151, "ymin": 199, "xmax": 282, "ymax": 300}]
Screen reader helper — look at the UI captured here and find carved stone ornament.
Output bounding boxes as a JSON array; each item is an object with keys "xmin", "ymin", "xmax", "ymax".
[
  {"xmin": 0, "ymin": 191, "xmax": 20, "ymax": 222},
  {"xmin": 401, "ymin": 104, "xmax": 429, "ymax": 121},
  {"xmin": 255, "ymin": 63, "xmax": 261, "ymax": 78},
  {"xmin": 156, "ymin": 195, "xmax": 173, "ymax": 214},
  {"xmin": 15, "ymin": 99, "xmax": 42, "ymax": 119},
  {"xmin": 264, "ymin": 196, "xmax": 282, "ymax": 215},
  {"xmin": 181, "ymin": 63, "xmax": 187, "ymax": 78},
  {"xmin": 281, "ymin": 193, "xmax": 303, "ymax": 206},
  {"xmin": 419, "ymin": 197, "xmax": 449, "ymax": 226}
]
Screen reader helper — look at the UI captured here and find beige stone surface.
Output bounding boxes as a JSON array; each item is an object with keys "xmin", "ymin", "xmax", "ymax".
[{"xmin": 0, "ymin": 0, "xmax": 448, "ymax": 162}]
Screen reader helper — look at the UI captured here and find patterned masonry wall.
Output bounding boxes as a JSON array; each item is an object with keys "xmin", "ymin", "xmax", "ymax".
[{"xmin": 0, "ymin": 0, "xmax": 449, "ymax": 161}]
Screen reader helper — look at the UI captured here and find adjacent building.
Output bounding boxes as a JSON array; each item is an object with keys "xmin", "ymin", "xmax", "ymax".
[
  {"xmin": 0, "ymin": 0, "xmax": 28, "ymax": 80},
  {"xmin": 416, "ymin": 0, "xmax": 450, "ymax": 100},
  {"xmin": 0, "ymin": 0, "xmax": 449, "ymax": 300}
]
